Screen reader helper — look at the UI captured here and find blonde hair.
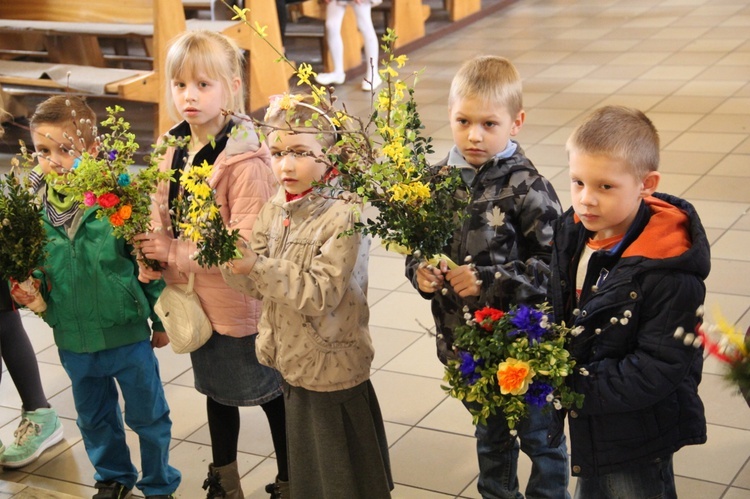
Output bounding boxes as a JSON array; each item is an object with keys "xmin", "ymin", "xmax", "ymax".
[
  {"xmin": 263, "ymin": 94, "xmax": 337, "ymax": 147},
  {"xmin": 567, "ymin": 106, "xmax": 660, "ymax": 179},
  {"xmin": 164, "ymin": 30, "xmax": 245, "ymax": 123},
  {"xmin": 449, "ymin": 55, "xmax": 523, "ymax": 116},
  {"xmin": 29, "ymin": 95, "xmax": 97, "ymax": 150}
]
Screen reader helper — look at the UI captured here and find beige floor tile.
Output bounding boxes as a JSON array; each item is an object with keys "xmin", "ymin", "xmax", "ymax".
[
  {"xmin": 710, "ymin": 229, "xmax": 750, "ymax": 261},
  {"xmin": 369, "ymin": 254, "xmax": 410, "ymax": 291},
  {"xmin": 389, "ymin": 427, "xmax": 477, "ymax": 495},
  {"xmin": 371, "ymin": 327, "xmax": 425, "ymax": 370},
  {"xmin": 723, "ymin": 487, "xmax": 750, "ymax": 499},
  {"xmin": 667, "ymin": 132, "xmax": 747, "ymax": 153},
  {"xmin": 691, "ymin": 200, "xmax": 750, "ymax": 229},
  {"xmin": 714, "ymin": 97, "xmax": 750, "ymax": 115},
  {"xmin": 674, "ymin": 424, "xmax": 750, "ymax": 484},
  {"xmin": 700, "ymin": 373, "xmax": 750, "ymax": 431},
  {"xmin": 417, "ymin": 397, "xmax": 475, "ymax": 437},
  {"xmin": 369, "ymin": 290, "xmax": 436, "ymax": 333},
  {"xmin": 370, "ymin": 371, "xmax": 448, "ymax": 426},
  {"xmin": 381, "ymin": 334, "xmax": 445, "ymax": 380},
  {"xmin": 648, "ymin": 111, "xmax": 704, "ymax": 132},
  {"xmin": 674, "ymin": 477, "xmax": 728, "ymax": 499},
  {"xmin": 161, "ymin": 384, "xmax": 209, "ymax": 440},
  {"xmin": 683, "ymin": 175, "xmax": 750, "ymax": 203},
  {"xmin": 660, "ymin": 150, "xmax": 724, "ymax": 175}
]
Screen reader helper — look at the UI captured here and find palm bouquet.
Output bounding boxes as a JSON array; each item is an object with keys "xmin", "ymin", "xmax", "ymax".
[
  {"xmin": 0, "ymin": 165, "xmax": 48, "ymax": 313},
  {"xmin": 675, "ymin": 307, "xmax": 750, "ymax": 406},
  {"xmin": 20, "ymin": 105, "xmax": 177, "ymax": 270},
  {"xmin": 443, "ymin": 303, "xmax": 584, "ymax": 429},
  {"xmin": 172, "ymin": 159, "xmax": 241, "ymax": 268},
  {"xmin": 230, "ymin": 0, "xmax": 466, "ymax": 265}
]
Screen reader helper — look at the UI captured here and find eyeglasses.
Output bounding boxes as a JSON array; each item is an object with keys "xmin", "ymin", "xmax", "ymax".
[{"xmin": 271, "ymin": 149, "xmax": 318, "ymax": 159}]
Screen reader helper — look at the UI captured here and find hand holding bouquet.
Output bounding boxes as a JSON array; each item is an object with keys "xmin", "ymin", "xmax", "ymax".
[
  {"xmin": 173, "ymin": 160, "xmax": 241, "ymax": 268},
  {"xmin": 32, "ymin": 106, "xmax": 176, "ymax": 269},
  {"xmin": 443, "ymin": 303, "xmax": 584, "ymax": 429},
  {"xmin": 0, "ymin": 167, "xmax": 48, "ymax": 313}
]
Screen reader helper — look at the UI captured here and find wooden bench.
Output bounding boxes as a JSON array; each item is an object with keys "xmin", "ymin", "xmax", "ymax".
[
  {"xmin": 444, "ymin": 0, "xmax": 481, "ymax": 21},
  {"xmin": 0, "ymin": 0, "xmax": 290, "ymax": 134}
]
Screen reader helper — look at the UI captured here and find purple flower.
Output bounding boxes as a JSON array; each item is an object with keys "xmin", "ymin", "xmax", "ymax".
[
  {"xmin": 458, "ymin": 351, "xmax": 484, "ymax": 385},
  {"xmin": 108, "ymin": 150, "xmax": 118, "ymax": 161},
  {"xmin": 524, "ymin": 381, "xmax": 554, "ymax": 407},
  {"xmin": 117, "ymin": 173, "xmax": 131, "ymax": 187},
  {"xmin": 509, "ymin": 304, "xmax": 547, "ymax": 342}
]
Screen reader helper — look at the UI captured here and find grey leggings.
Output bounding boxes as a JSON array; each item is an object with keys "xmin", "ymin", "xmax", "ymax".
[{"xmin": 0, "ymin": 310, "xmax": 50, "ymax": 411}]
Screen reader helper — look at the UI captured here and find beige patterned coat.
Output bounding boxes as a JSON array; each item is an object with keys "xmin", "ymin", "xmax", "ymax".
[{"xmin": 222, "ymin": 188, "xmax": 374, "ymax": 392}]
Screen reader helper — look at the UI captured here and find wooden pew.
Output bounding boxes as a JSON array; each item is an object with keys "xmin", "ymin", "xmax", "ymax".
[
  {"xmin": 0, "ymin": 0, "xmax": 182, "ymax": 133},
  {"xmin": 444, "ymin": 0, "xmax": 481, "ymax": 21},
  {"xmin": 0, "ymin": 0, "xmax": 290, "ymax": 132}
]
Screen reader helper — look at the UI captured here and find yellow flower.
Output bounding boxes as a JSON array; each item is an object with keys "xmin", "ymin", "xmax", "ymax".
[
  {"xmin": 497, "ymin": 358, "xmax": 534, "ymax": 395},
  {"xmin": 254, "ymin": 21, "xmax": 267, "ymax": 38},
  {"xmin": 231, "ymin": 5, "xmax": 249, "ymax": 21}
]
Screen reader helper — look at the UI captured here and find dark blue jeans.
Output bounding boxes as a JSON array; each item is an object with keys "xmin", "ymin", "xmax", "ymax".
[
  {"xmin": 465, "ymin": 402, "xmax": 570, "ymax": 499},
  {"xmin": 574, "ymin": 455, "xmax": 676, "ymax": 499}
]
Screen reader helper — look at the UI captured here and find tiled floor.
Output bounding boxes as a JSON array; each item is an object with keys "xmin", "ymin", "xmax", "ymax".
[{"xmin": 3, "ymin": 0, "xmax": 750, "ymax": 497}]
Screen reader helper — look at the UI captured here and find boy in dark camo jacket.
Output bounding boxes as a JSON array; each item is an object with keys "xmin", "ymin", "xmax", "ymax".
[{"xmin": 405, "ymin": 56, "xmax": 569, "ymax": 498}]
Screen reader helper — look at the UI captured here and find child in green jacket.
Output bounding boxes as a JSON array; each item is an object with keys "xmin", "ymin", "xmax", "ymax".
[{"xmin": 12, "ymin": 95, "xmax": 181, "ymax": 499}]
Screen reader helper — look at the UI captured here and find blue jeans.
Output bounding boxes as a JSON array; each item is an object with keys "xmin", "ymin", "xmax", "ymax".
[
  {"xmin": 465, "ymin": 402, "xmax": 570, "ymax": 499},
  {"xmin": 59, "ymin": 341, "xmax": 181, "ymax": 496},
  {"xmin": 574, "ymin": 455, "xmax": 676, "ymax": 499}
]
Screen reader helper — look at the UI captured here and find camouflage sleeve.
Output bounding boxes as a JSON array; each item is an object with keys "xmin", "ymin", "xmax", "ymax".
[{"xmin": 478, "ymin": 174, "xmax": 563, "ymax": 307}]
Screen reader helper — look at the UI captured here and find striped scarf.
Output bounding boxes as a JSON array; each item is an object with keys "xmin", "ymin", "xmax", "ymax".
[{"xmin": 28, "ymin": 167, "xmax": 80, "ymax": 227}]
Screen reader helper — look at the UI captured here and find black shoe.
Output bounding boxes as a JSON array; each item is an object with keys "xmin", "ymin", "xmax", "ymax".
[
  {"xmin": 92, "ymin": 481, "xmax": 131, "ymax": 499},
  {"xmin": 145, "ymin": 495, "xmax": 175, "ymax": 499},
  {"xmin": 203, "ymin": 468, "xmax": 226, "ymax": 498}
]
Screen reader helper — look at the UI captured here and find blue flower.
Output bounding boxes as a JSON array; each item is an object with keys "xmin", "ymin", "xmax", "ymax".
[
  {"xmin": 117, "ymin": 173, "xmax": 131, "ymax": 187},
  {"xmin": 108, "ymin": 150, "xmax": 118, "ymax": 161},
  {"xmin": 509, "ymin": 304, "xmax": 547, "ymax": 342},
  {"xmin": 72, "ymin": 158, "xmax": 81, "ymax": 170},
  {"xmin": 524, "ymin": 381, "xmax": 554, "ymax": 407},
  {"xmin": 458, "ymin": 351, "xmax": 484, "ymax": 385}
]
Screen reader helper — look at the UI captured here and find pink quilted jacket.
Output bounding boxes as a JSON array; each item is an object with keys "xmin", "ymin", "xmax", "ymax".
[{"xmin": 150, "ymin": 118, "xmax": 277, "ymax": 337}]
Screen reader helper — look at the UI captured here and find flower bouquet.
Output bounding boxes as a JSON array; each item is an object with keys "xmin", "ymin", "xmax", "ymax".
[
  {"xmin": 173, "ymin": 159, "xmax": 241, "ymax": 268},
  {"xmin": 37, "ymin": 106, "xmax": 176, "ymax": 269},
  {"xmin": 0, "ymin": 166, "xmax": 48, "ymax": 313},
  {"xmin": 675, "ymin": 307, "xmax": 750, "ymax": 406},
  {"xmin": 230, "ymin": 1, "xmax": 466, "ymax": 266},
  {"xmin": 443, "ymin": 303, "xmax": 584, "ymax": 428}
]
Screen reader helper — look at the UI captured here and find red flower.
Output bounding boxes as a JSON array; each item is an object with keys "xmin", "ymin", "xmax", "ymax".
[
  {"xmin": 98, "ymin": 192, "xmax": 120, "ymax": 208},
  {"xmin": 474, "ymin": 306, "xmax": 504, "ymax": 331}
]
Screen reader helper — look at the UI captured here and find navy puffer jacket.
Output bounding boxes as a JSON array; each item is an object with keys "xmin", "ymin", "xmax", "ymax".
[{"xmin": 549, "ymin": 193, "xmax": 709, "ymax": 477}]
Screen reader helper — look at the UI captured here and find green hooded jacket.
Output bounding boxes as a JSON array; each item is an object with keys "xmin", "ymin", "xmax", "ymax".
[{"xmin": 34, "ymin": 207, "xmax": 164, "ymax": 353}]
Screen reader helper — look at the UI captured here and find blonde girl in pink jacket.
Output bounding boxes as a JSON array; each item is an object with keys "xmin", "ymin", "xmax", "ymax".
[{"xmin": 135, "ymin": 30, "xmax": 288, "ymax": 499}]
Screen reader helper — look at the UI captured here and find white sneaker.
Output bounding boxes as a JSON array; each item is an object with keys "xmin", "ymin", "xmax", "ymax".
[
  {"xmin": 315, "ymin": 72, "xmax": 346, "ymax": 86},
  {"xmin": 361, "ymin": 74, "xmax": 383, "ymax": 92}
]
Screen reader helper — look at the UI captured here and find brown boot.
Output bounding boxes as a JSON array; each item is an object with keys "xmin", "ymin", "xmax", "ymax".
[{"xmin": 203, "ymin": 461, "xmax": 244, "ymax": 499}]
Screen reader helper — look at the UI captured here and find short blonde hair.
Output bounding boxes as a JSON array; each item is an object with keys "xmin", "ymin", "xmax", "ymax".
[
  {"xmin": 449, "ymin": 55, "xmax": 523, "ymax": 116},
  {"xmin": 567, "ymin": 106, "xmax": 660, "ymax": 179},
  {"xmin": 164, "ymin": 30, "xmax": 245, "ymax": 123},
  {"xmin": 30, "ymin": 95, "xmax": 97, "ymax": 150}
]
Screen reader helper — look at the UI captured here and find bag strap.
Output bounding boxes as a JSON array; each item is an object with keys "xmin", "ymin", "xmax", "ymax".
[{"xmin": 186, "ymin": 272, "xmax": 196, "ymax": 294}]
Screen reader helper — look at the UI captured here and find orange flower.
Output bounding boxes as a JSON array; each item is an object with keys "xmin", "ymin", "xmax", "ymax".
[
  {"xmin": 109, "ymin": 212, "xmax": 124, "ymax": 227},
  {"xmin": 118, "ymin": 204, "xmax": 132, "ymax": 220},
  {"xmin": 497, "ymin": 358, "xmax": 534, "ymax": 395}
]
